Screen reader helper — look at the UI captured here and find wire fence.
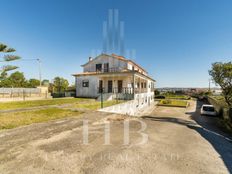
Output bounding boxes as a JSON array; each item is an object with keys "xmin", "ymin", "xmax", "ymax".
[{"xmin": 0, "ymin": 88, "xmax": 50, "ymax": 101}]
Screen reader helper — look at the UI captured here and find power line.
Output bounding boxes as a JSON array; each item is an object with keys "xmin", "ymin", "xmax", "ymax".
[{"xmin": 0, "ymin": 58, "xmax": 42, "ymax": 86}]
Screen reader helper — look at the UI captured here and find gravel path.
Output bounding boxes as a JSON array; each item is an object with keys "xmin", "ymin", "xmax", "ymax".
[{"xmin": 0, "ymin": 101, "xmax": 231, "ymax": 174}]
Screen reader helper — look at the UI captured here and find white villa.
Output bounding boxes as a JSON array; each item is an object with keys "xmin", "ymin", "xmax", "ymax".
[{"xmin": 73, "ymin": 53, "xmax": 156, "ymax": 106}]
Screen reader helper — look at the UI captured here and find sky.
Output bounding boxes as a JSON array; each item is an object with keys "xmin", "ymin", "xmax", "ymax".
[{"xmin": 0, "ymin": 0, "xmax": 232, "ymax": 87}]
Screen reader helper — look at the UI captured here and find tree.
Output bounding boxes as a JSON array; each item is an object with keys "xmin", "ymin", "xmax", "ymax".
[
  {"xmin": 8, "ymin": 71, "xmax": 27, "ymax": 87},
  {"xmin": 209, "ymin": 62, "xmax": 232, "ymax": 107},
  {"xmin": 27, "ymin": 79, "xmax": 40, "ymax": 88},
  {"xmin": 0, "ymin": 43, "xmax": 20, "ymax": 78},
  {"xmin": 0, "ymin": 71, "xmax": 27, "ymax": 88},
  {"xmin": 52, "ymin": 77, "xmax": 69, "ymax": 93},
  {"xmin": 154, "ymin": 89, "xmax": 160, "ymax": 96},
  {"xmin": 0, "ymin": 77, "xmax": 12, "ymax": 87},
  {"xmin": 42, "ymin": 79, "xmax": 49, "ymax": 86}
]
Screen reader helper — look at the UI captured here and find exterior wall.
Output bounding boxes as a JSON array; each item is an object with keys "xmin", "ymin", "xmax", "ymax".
[
  {"xmin": 127, "ymin": 63, "xmax": 133, "ymax": 70},
  {"xmin": 76, "ymin": 73, "xmax": 155, "ymax": 99},
  {"xmin": 134, "ymin": 75, "xmax": 155, "ymax": 94},
  {"xmin": 134, "ymin": 92, "xmax": 155, "ymax": 109},
  {"xmin": 75, "ymin": 54, "xmax": 155, "ymax": 99},
  {"xmin": 98, "ymin": 95, "xmax": 157, "ymax": 116},
  {"xmin": 100, "ymin": 75, "xmax": 133, "ymax": 92},
  {"xmin": 75, "ymin": 76, "xmax": 99, "ymax": 98},
  {"xmin": 127, "ymin": 62, "xmax": 148, "ymax": 76},
  {"xmin": 83, "ymin": 54, "xmax": 127, "ymax": 72}
]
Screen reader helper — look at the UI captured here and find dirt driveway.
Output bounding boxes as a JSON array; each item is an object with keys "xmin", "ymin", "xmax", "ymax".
[{"xmin": 0, "ymin": 100, "xmax": 232, "ymax": 174}]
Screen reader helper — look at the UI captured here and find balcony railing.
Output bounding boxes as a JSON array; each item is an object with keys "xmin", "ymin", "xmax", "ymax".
[{"xmin": 89, "ymin": 67, "xmax": 127, "ymax": 73}]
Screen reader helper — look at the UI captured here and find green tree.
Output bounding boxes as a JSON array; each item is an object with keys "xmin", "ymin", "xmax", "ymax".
[
  {"xmin": 209, "ymin": 62, "xmax": 232, "ymax": 107},
  {"xmin": 27, "ymin": 78, "xmax": 40, "ymax": 88},
  {"xmin": 0, "ymin": 78, "xmax": 12, "ymax": 87},
  {"xmin": 0, "ymin": 43, "xmax": 20, "ymax": 79},
  {"xmin": 154, "ymin": 89, "xmax": 160, "ymax": 96},
  {"xmin": 42, "ymin": 79, "xmax": 49, "ymax": 86},
  {"xmin": 53, "ymin": 77, "xmax": 69, "ymax": 93},
  {"xmin": 8, "ymin": 71, "xmax": 26, "ymax": 87}
]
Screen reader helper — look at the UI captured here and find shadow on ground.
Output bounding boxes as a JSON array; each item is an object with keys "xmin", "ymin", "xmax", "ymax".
[
  {"xmin": 142, "ymin": 116, "xmax": 196, "ymax": 127},
  {"xmin": 142, "ymin": 100, "xmax": 232, "ymax": 173}
]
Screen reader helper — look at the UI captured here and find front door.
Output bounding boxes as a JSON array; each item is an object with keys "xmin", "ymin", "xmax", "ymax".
[
  {"xmin": 118, "ymin": 80, "xmax": 123, "ymax": 93},
  {"xmin": 108, "ymin": 80, "xmax": 112, "ymax": 93}
]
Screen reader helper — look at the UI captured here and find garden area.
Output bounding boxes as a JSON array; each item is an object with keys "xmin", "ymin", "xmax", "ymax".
[
  {"xmin": 157, "ymin": 99, "xmax": 189, "ymax": 108},
  {"xmin": 0, "ymin": 98, "xmax": 123, "ymax": 130},
  {"xmin": 155, "ymin": 91, "xmax": 191, "ymax": 100}
]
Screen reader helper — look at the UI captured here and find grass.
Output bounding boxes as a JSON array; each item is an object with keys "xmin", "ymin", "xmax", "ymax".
[
  {"xmin": 158, "ymin": 99, "xmax": 189, "ymax": 108},
  {"xmin": 0, "ymin": 99, "xmax": 124, "ymax": 130},
  {"xmin": 155, "ymin": 95, "xmax": 191, "ymax": 100},
  {"xmin": 165, "ymin": 95, "xmax": 191, "ymax": 100},
  {"xmin": 0, "ymin": 108, "xmax": 82, "ymax": 130},
  {"xmin": 210, "ymin": 95, "xmax": 228, "ymax": 108},
  {"xmin": 0, "ymin": 98, "xmax": 95, "ymax": 110},
  {"xmin": 0, "ymin": 98, "xmax": 125, "ymax": 130},
  {"xmin": 71, "ymin": 100, "xmax": 124, "ymax": 110}
]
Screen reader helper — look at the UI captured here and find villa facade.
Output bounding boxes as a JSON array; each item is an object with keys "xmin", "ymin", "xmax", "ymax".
[{"xmin": 73, "ymin": 53, "xmax": 156, "ymax": 106}]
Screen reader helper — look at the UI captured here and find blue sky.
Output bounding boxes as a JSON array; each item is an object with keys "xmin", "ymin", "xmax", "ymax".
[{"xmin": 0, "ymin": 0, "xmax": 232, "ymax": 87}]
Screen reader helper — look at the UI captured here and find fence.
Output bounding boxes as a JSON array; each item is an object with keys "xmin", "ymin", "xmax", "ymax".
[{"xmin": 0, "ymin": 87, "xmax": 51, "ymax": 101}]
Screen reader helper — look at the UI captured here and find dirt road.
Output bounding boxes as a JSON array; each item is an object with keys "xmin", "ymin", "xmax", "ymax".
[{"xmin": 0, "ymin": 100, "xmax": 232, "ymax": 174}]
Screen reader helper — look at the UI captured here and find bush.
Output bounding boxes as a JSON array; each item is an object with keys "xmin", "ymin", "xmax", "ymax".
[
  {"xmin": 158, "ymin": 99, "xmax": 188, "ymax": 107},
  {"xmin": 51, "ymin": 93, "xmax": 65, "ymax": 98},
  {"xmin": 155, "ymin": 95, "xmax": 166, "ymax": 99}
]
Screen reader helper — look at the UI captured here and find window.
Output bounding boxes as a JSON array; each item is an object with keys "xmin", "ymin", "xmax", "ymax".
[
  {"xmin": 82, "ymin": 80, "xmax": 89, "ymax": 87},
  {"xmin": 144, "ymin": 82, "xmax": 147, "ymax": 88},
  {"xmin": 104, "ymin": 63, "xmax": 109, "ymax": 72},
  {"xmin": 203, "ymin": 106, "xmax": 215, "ymax": 112},
  {"xmin": 96, "ymin": 64, "xmax": 102, "ymax": 72}
]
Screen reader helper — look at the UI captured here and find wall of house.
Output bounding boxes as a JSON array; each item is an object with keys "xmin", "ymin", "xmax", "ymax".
[
  {"xmin": 134, "ymin": 92, "xmax": 155, "ymax": 109},
  {"xmin": 100, "ymin": 75, "xmax": 133, "ymax": 92},
  {"xmin": 134, "ymin": 75, "xmax": 155, "ymax": 94},
  {"xmin": 83, "ymin": 54, "xmax": 127, "ymax": 72},
  {"xmin": 75, "ymin": 76, "xmax": 99, "ymax": 98},
  {"xmin": 98, "ymin": 94, "xmax": 157, "ymax": 116},
  {"xmin": 127, "ymin": 62, "xmax": 148, "ymax": 76}
]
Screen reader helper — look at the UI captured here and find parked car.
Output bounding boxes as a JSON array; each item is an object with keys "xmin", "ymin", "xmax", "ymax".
[{"xmin": 200, "ymin": 104, "xmax": 217, "ymax": 116}]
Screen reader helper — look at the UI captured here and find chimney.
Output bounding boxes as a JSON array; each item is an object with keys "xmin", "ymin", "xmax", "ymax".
[{"xmin": 89, "ymin": 57, "xmax": 92, "ymax": 62}]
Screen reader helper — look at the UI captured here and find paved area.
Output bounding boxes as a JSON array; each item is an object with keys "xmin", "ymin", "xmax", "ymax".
[{"xmin": 0, "ymin": 100, "xmax": 232, "ymax": 174}]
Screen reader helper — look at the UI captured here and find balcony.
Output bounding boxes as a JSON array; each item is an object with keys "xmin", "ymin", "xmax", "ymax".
[
  {"xmin": 98, "ymin": 87, "xmax": 149, "ymax": 94},
  {"xmin": 88, "ymin": 67, "xmax": 128, "ymax": 74}
]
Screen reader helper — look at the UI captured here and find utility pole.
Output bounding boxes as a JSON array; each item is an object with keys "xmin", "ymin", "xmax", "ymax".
[
  {"xmin": 37, "ymin": 59, "xmax": 42, "ymax": 86},
  {"xmin": 0, "ymin": 58, "xmax": 42, "ymax": 85},
  {"xmin": 18, "ymin": 58, "xmax": 42, "ymax": 86},
  {"xmin": 208, "ymin": 79, "xmax": 211, "ymax": 92}
]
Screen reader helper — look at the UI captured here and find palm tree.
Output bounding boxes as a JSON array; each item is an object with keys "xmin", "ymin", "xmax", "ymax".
[{"xmin": 0, "ymin": 43, "xmax": 21, "ymax": 78}]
